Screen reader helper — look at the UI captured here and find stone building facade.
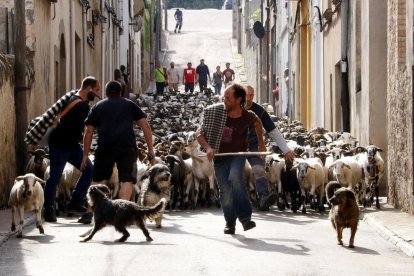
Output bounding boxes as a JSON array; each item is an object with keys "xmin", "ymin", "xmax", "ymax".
[{"xmin": 387, "ymin": 0, "xmax": 414, "ymax": 213}]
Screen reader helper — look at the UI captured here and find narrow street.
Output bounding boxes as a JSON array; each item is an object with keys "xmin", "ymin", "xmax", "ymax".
[{"xmin": 0, "ymin": 9, "xmax": 414, "ymax": 276}]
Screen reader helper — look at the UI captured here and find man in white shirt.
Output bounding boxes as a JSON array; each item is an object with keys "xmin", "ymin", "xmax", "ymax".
[{"xmin": 167, "ymin": 62, "xmax": 180, "ymax": 92}]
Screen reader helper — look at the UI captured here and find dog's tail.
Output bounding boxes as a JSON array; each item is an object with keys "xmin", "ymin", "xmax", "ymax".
[
  {"xmin": 134, "ymin": 198, "xmax": 166, "ymax": 221},
  {"xmin": 325, "ymin": 181, "xmax": 342, "ymax": 204}
]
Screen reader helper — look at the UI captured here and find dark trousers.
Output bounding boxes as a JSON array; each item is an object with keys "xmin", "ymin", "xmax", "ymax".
[
  {"xmin": 184, "ymin": 83, "xmax": 194, "ymax": 93},
  {"xmin": 156, "ymin": 82, "xmax": 165, "ymax": 95},
  {"xmin": 199, "ymin": 80, "xmax": 207, "ymax": 92},
  {"xmin": 44, "ymin": 145, "xmax": 93, "ymax": 212}
]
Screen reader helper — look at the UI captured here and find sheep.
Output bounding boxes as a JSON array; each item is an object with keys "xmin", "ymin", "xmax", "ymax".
[
  {"xmin": 186, "ymin": 132, "xmax": 217, "ymax": 207},
  {"xmin": 355, "ymin": 146, "xmax": 385, "ymax": 208},
  {"xmin": 329, "ymin": 157, "xmax": 363, "ymax": 197},
  {"xmin": 26, "ymin": 148, "xmax": 49, "ymax": 180},
  {"xmin": 9, "ymin": 173, "xmax": 45, "ymax": 238},
  {"xmin": 265, "ymin": 154, "xmax": 286, "ymax": 210},
  {"xmin": 280, "ymin": 159, "xmax": 301, "ymax": 212},
  {"xmin": 44, "ymin": 163, "xmax": 81, "ymax": 213},
  {"xmin": 293, "ymin": 158, "xmax": 326, "ymax": 213}
]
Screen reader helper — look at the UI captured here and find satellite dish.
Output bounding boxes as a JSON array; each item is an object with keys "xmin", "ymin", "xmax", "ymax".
[
  {"xmin": 130, "ymin": 16, "xmax": 143, "ymax": 32},
  {"xmin": 253, "ymin": 21, "xmax": 265, "ymax": 39}
]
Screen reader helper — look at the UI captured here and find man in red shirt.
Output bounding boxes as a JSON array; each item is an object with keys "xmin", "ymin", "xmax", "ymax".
[{"xmin": 183, "ymin": 62, "xmax": 197, "ymax": 93}]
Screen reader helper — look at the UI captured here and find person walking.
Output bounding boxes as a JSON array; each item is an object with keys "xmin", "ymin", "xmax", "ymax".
[
  {"xmin": 196, "ymin": 83, "xmax": 265, "ymax": 235},
  {"xmin": 196, "ymin": 59, "xmax": 211, "ymax": 92},
  {"xmin": 212, "ymin": 65, "xmax": 223, "ymax": 95},
  {"xmin": 183, "ymin": 62, "xmax": 196, "ymax": 94},
  {"xmin": 115, "ymin": 68, "xmax": 128, "ymax": 98},
  {"xmin": 174, "ymin": 8, "xmax": 183, "ymax": 33},
  {"xmin": 167, "ymin": 61, "xmax": 180, "ymax": 92},
  {"xmin": 82, "ymin": 80, "xmax": 155, "ymax": 203},
  {"xmin": 223, "ymin": 62, "xmax": 235, "ymax": 88},
  {"xmin": 245, "ymin": 85, "xmax": 295, "ymax": 211},
  {"xmin": 154, "ymin": 61, "xmax": 167, "ymax": 95},
  {"xmin": 43, "ymin": 76, "xmax": 100, "ymax": 222}
]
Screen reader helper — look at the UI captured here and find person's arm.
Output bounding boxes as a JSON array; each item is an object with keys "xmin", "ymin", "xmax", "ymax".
[
  {"xmin": 196, "ymin": 131, "xmax": 215, "ymax": 161},
  {"xmin": 136, "ymin": 118, "xmax": 155, "ymax": 164},
  {"xmin": 253, "ymin": 118, "xmax": 266, "ymax": 153},
  {"xmin": 81, "ymin": 125, "xmax": 94, "ymax": 171}
]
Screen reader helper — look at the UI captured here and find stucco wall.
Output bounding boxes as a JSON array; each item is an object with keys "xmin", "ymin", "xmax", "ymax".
[
  {"xmin": 387, "ymin": 0, "xmax": 414, "ymax": 213},
  {"xmin": 0, "ymin": 75, "xmax": 17, "ymax": 207}
]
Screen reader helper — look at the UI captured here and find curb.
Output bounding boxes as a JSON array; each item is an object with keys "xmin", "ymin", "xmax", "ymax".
[
  {"xmin": 362, "ymin": 213, "xmax": 414, "ymax": 257},
  {"xmin": 0, "ymin": 214, "xmax": 36, "ymax": 245}
]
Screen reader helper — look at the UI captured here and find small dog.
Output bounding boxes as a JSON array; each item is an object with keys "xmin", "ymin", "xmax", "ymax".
[
  {"xmin": 138, "ymin": 164, "xmax": 171, "ymax": 228},
  {"xmin": 80, "ymin": 184, "xmax": 166, "ymax": 243},
  {"xmin": 326, "ymin": 181, "xmax": 359, "ymax": 248}
]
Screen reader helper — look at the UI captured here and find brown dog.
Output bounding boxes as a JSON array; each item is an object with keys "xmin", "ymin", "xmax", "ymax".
[
  {"xmin": 80, "ymin": 184, "xmax": 166, "ymax": 243},
  {"xmin": 326, "ymin": 181, "xmax": 359, "ymax": 248}
]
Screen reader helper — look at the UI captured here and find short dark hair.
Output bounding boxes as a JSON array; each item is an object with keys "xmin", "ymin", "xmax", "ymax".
[
  {"xmin": 231, "ymin": 83, "xmax": 247, "ymax": 109},
  {"xmin": 81, "ymin": 76, "xmax": 98, "ymax": 89},
  {"xmin": 105, "ymin": 81, "xmax": 122, "ymax": 96},
  {"xmin": 120, "ymin": 65, "xmax": 126, "ymax": 72}
]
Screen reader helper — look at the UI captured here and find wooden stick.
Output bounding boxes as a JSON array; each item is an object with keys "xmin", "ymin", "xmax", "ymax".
[{"xmin": 198, "ymin": 151, "xmax": 273, "ymax": 157}]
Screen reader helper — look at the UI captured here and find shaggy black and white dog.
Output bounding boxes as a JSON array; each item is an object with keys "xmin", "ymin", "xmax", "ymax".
[
  {"xmin": 80, "ymin": 184, "xmax": 166, "ymax": 243},
  {"xmin": 138, "ymin": 164, "xmax": 171, "ymax": 228}
]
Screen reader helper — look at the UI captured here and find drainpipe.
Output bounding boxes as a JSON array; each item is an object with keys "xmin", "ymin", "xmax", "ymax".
[
  {"xmin": 341, "ymin": 0, "xmax": 350, "ymax": 132},
  {"xmin": 81, "ymin": 1, "xmax": 87, "ymax": 77},
  {"xmin": 100, "ymin": 0, "xmax": 105, "ymax": 93},
  {"xmin": 70, "ymin": 1, "xmax": 76, "ymax": 88},
  {"xmin": 266, "ymin": 0, "xmax": 270, "ymax": 103}
]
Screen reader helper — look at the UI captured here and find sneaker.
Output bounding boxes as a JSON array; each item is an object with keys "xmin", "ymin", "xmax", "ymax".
[
  {"xmin": 258, "ymin": 191, "xmax": 277, "ymax": 211},
  {"xmin": 174, "ymin": 29, "xmax": 176, "ymax": 33},
  {"xmin": 242, "ymin": 220, "xmax": 256, "ymax": 231},
  {"xmin": 43, "ymin": 209, "xmax": 57, "ymax": 223},
  {"xmin": 66, "ymin": 200, "xmax": 87, "ymax": 214},
  {"xmin": 224, "ymin": 222, "xmax": 236, "ymax": 235},
  {"xmin": 77, "ymin": 212, "xmax": 93, "ymax": 224},
  {"xmin": 178, "ymin": 30, "xmax": 181, "ymax": 33}
]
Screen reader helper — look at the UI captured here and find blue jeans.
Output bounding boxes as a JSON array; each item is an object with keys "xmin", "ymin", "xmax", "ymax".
[
  {"xmin": 44, "ymin": 145, "xmax": 93, "ymax": 212},
  {"xmin": 247, "ymin": 145, "xmax": 269, "ymax": 195},
  {"xmin": 214, "ymin": 156, "xmax": 252, "ymax": 224},
  {"xmin": 213, "ymin": 83, "xmax": 222, "ymax": 95}
]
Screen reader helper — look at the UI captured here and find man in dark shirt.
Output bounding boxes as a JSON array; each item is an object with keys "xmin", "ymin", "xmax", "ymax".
[
  {"xmin": 174, "ymin": 9, "xmax": 183, "ymax": 33},
  {"xmin": 222, "ymin": 62, "xmax": 235, "ymax": 88},
  {"xmin": 197, "ymin": 84, "xmax": 265, "ymax": 235},
  {"xmin": 82, "ymin": 81, "xmax": 155, "ymax": 202},
  {"xmin": 43, "ymin": 76, "xmax": 101, "ymax": 223},
  {"xmin": 196, "ymin": 59, "xmax": 211, "ymax": 92},
  {"xmin": 245, "ymin": 85, "xmax": 295, "ymax": 211}
]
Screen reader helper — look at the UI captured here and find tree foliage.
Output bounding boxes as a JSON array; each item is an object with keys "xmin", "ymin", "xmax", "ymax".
[{"xmin": 166, "ymin": 0, "xmax": 225, "ymax": 9}]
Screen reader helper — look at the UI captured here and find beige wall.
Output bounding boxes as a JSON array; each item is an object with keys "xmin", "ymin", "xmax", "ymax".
[
  {"xmin": 322, "ymin": 0, "xmax": 342, "ymax": 132},
  {"xmin": 0, "ymin": 74, "xmax": 17, "ymax": 206},
  {"xmin": 387, "ymin": 0, "xmax": 414, "ymax": 213}
]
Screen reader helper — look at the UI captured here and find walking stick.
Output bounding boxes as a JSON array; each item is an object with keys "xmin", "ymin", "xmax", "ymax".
[{"xmin": 198, "ymin": 152, "xmax": 272, "ymax": 157}]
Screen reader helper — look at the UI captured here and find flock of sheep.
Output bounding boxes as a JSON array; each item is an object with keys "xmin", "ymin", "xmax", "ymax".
[{"xmin": 9, "ymin": 92, "xmax": 385, "ymax": 237}]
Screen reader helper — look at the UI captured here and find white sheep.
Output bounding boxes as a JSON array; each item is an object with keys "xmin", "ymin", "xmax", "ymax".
[
  {"xmin": 265, "ymin": 154, "xmax": 285, "ymax": 209},
  {"xmin": 293, "ymin": 158, "xmax": 325, "ymax": 213},
  {"xmin": 44, "ymin": 163, "xmax": 81, "ymax": 212},
  {"xmin": 186, "ymin": 132, "xmax": 217, "ymax": 207},
  {"xmin": 9, "ymin": 173, "xmax": 45, "ymax": 238},
  {"xmin": 355, "ymin": 146, "xmax": 385, "ymax": 208},
  {"xmin": 329, "ymin": 157, "xmax": 363, "ymax": 193}
]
